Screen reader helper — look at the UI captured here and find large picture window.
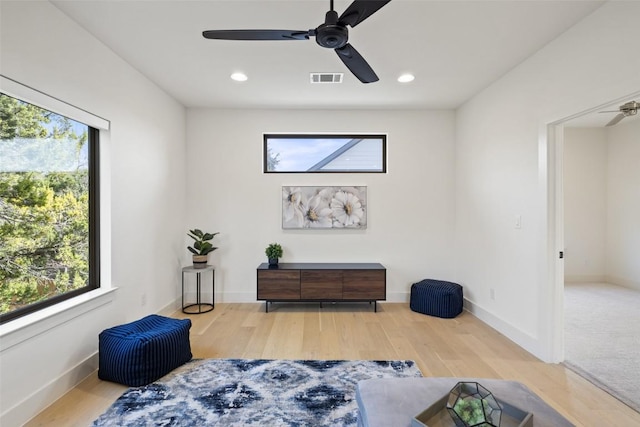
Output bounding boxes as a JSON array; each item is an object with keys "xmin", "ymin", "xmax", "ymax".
[
  {"xmin": 264, "ymin": 134, "xmax": 386, "ymax": 173},
  {"xmin": 0, "ymin": 92, "xmax": 100, "ymax": 323}
]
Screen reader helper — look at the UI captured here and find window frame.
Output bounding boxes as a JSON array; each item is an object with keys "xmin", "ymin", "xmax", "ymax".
[
  {"xmin": 0, "ymin": 89, "xmax": 101, "ymax": 324},
  {"xmin": 263, "ymin": 133, "xmax": 387, "ymax": 173}
]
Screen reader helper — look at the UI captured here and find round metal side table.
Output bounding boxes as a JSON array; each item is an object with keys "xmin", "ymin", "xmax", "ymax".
[{"xmin": 181, "ymin": 265, "xmax": 215, "ymax": 314}]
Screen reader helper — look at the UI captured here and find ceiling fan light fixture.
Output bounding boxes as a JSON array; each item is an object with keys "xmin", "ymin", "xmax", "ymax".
[
  {"xmin": 203, "ymin": 0, "xmax": 392, "ymax": 84},
  {"xmin": 397, "ymin": 73, "xmax": 415, "ymax": 83},
  {"xmin": 230, "ymin": 72, "xmax": 248, "ymax": 82}
]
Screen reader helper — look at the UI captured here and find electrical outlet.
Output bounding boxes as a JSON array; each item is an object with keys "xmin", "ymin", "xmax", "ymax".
[
  {"xmin": 141, "ymin": 293, "xmax": 147, "ymax": 306},
  {"xmin": 515, "ymin": 215, "xmax": 522, "ymax": 229},
  {"xmin": 490, "ymin": 288, "xmax": 495, "ymax": 300}
]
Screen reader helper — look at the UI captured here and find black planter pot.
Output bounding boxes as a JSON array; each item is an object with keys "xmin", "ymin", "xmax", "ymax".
[{"xmin": 268, "ymin": 258, "xmax": 279, "ymax": 268}]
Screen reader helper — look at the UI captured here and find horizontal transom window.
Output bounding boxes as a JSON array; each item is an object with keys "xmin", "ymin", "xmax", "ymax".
[{"xmin": 264, "ymin": 134, "xmax": 386, "ymax": 173}]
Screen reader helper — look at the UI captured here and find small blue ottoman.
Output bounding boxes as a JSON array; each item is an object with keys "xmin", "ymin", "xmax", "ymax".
[
  {"xmin": 410, "ymin": 279, "xmax": 463, "ymax": 318},
  {"xmin": 98, "ymin": 314, "xmax": 192, "ymax": 386}
]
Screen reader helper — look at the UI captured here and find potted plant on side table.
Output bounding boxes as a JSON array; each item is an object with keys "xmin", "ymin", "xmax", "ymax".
[
  {"xmin": 188, "ymin": 229, "xmax": 219, "ymax": 268},
  {"xmin": 265, "ymin": 243, "xmax": 283, "ymax": 268}
]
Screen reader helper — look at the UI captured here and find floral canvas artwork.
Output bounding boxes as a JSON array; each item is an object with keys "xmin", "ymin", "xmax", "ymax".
[{"xmin": 282, "ymin": 186, "xmax": 367, "ymax": 229}]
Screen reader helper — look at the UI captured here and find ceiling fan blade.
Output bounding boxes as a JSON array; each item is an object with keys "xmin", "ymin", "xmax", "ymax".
[
  {"xmin": 606, "ymin": 113, "xmax": 625, "ymax": 127},
  {"xmin": 335, "ymin": 43, "xmax": 379, "ymax": 83},
  {"xmin": 338, "ymin": 0, "xmax": 392, "ymax": 28},
  {"xmin": 202, "ymin": 29, "xmax": 312, "ymax": 41}
]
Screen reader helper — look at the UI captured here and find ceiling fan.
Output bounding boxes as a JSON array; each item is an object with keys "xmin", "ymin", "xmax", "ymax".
[
  {"xmin": 599, "ymin": 100, "xmax": 639, "ymax": 126},
  {"xmin": 202, "ymin": 0, "xmax": 391, "ymax": 83}
]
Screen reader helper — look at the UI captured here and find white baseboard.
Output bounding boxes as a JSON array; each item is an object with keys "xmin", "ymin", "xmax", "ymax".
[
  {"xmin": 605, "ymin": 275, "xmax": 640, "ymax": 291},
  {"xmin": 158, "ymin": 298, "xmax": 182, "ymax": 316},
  {"xmin": 2, "ymin": 353, "xmax": 98, "ymax": 427},
  {"xmin": 564, "ymin": 275, "xmax": 606, "ymax": 284},
  {"xmin": 564, "ymin": 275, "xmax": 640, "ymax": 291},
  {"xmin": 462, "ymin": 298, "xmax": 545, "ymax": 361},
  {"xmin": 216, "ymin": 292, "xmax": 259, "ymax": 303},
  {"xmin": 383, "ymin": 292, "xmax": 410, "ymax": 303}
]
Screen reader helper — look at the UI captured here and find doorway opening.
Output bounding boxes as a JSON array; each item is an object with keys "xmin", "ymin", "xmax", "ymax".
[{"xmin": 546, "ymin": 90, "xmax": 640, "ymax": 411}]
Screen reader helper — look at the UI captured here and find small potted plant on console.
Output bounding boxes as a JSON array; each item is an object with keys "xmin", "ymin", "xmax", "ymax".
[
  {"xmin": 188, "ymin": 229, "xmax": 219, "ymax": 268},
  {"xmin": 265, "ymin": 243, "xmax": 283, "ymax": 268}
]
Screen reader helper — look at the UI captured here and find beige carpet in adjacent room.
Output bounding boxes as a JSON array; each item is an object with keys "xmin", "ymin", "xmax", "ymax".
[{"xmin": 564, "ymin": 282, "xmax": 640, "ymax": 412}]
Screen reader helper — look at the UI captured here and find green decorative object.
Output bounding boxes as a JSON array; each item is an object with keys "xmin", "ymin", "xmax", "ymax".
[
  {"xmin": 187, "ymin": 229, "xmax": 219, "ymax": 268},
  {"xmin": 265, "ymin": 243, "xmax": 283, "ymax": 266},
  {"xmin": 447, "ymin": 382, "xmax": 502, "ymax": 427}
]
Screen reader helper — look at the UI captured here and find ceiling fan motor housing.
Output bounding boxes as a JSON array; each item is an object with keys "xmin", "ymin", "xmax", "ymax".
[
  {"xmin": 621, "ymin": 101, "xmax": 639, "ymax": 116},
  {"xmin": 316, "ymin": 10, "xmax": 348, "ymax": 49}
]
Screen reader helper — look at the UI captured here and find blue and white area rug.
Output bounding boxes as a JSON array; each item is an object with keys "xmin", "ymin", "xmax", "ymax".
[{"xmin": 92, "ymin": 358, "xmax": 422, "ymax": 426}]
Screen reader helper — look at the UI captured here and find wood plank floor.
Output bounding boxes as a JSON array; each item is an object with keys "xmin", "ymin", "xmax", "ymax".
[{"xmin": 26, "ymin": 303, "xmax": 640, "ymax": 426}]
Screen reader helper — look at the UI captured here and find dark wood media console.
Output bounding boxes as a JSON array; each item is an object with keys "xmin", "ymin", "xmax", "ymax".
[{"xmin": 256, "ymin": 262, "xmax": 386, "ymax": 312}]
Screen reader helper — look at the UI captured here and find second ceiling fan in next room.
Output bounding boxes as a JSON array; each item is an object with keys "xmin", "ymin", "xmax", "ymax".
[
  {"xmin": 202, "ymin": 0, "xmax": 392, "ymax": 84},
  {"xmin": 599, "ymin": 100, "xmax": 639, "ymax": 126}
]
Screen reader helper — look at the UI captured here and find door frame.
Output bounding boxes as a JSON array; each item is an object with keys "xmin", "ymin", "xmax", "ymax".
[{"xmin": 544, "ymin": 90, "xmax": 640, "ymax": 362}]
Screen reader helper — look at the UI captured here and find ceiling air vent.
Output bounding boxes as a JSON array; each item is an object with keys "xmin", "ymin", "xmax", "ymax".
[{"xmin": 310, "ymin": 73, "xmax": 344, "ymax": 84}]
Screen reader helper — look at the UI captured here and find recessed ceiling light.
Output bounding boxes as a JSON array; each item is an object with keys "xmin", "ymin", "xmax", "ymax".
[
  {"xmin": 397, "ymin": 73, "xmax": 415, "ymax": 83},
  {"xmin": 230, "ymin": 72, "xmax": 248, "ymax": 82}
]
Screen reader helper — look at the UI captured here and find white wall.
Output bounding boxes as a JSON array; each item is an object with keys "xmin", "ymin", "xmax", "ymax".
[
  {"xmin": 563, "ymin": 127, "xmax": 607, "ymax": 282},
  {"xmin": 606, "ymin": 119, "xmax": 640, "ymax": 289},
  {"xmin": 0, "ymin": 2, "xmax": 187, "ymax": 425},
  {"xmin": 562, "ymin": 122, "xmax": 640, "ymax": 289},
  {"xmin": 186, "ymin": 109, "xmax": 456, "ymax": 302},
  {"xmin": 455, "ymin": 1, "xmax": 640, "ymax": 360}
]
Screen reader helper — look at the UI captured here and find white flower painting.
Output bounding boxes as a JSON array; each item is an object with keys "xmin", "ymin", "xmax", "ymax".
[{"xmin": 282, "ymin": 186, "xmax": 367, "ymax": 229}]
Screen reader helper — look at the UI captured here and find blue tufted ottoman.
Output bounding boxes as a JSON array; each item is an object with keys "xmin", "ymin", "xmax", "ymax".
[
  {"xmin": 98, "ymin": 314, "xmax": 192, "ymax": 386},
  {"xmin": 410, "ymin": 279, "xmax": 463, "ymax": 318}
]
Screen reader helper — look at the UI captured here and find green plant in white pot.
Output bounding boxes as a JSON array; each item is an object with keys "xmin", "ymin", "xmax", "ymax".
[
  {"xmin": 265, "ymin": 243, "xmax": 283, "ymax": 267},
  {"xmin": 188, "ymin": 229, "xmax": 219, "ymax": 268}
]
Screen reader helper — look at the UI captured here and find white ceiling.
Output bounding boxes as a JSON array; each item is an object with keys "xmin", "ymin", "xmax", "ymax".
[{"xmin": 51, "ymin": 0, "xmax": 604, "ymax": 110}]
